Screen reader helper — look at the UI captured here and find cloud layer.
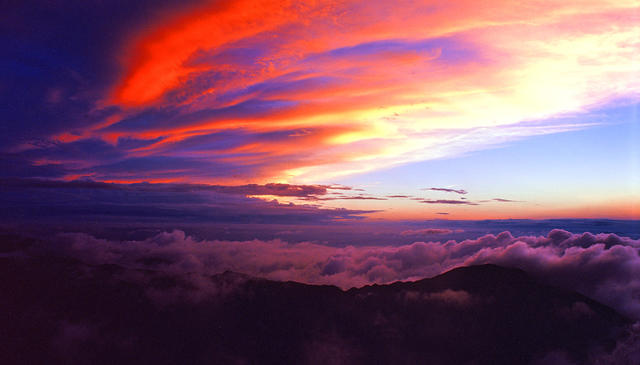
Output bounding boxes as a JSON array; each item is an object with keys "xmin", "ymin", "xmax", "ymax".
[{"xmin": 23, "ymin": 228, "xmax": 640, "ymax": 319}]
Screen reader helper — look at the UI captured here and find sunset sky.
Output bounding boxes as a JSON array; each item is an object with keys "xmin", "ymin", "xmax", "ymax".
[
  {"xmin": 5, "ymin": 5, "xmax": 640, "ymax": 355},
  {"xmin": 2, "ymin": 0, "xmax": 639, "ymax": 220}
]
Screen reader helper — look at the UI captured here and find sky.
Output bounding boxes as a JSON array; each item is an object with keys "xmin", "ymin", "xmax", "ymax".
[{"xmin": 2, "ymin": 0, "xmax": 639, "ymax": 221}]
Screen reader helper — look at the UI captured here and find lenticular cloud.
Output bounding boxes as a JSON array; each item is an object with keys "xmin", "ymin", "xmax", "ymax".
[{"xmin": 40, "ymin": 229, "xmax": 640, "ymax": 318}]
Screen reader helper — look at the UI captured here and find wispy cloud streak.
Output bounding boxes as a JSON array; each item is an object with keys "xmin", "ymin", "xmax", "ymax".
[{"xmin": 424, "ymin": 188, "xmax": 468, "ymax": 195}]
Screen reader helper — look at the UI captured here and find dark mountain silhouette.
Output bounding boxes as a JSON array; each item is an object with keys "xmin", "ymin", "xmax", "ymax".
[{"xmin": 0, "ymin": 256, "xmax": 631, "ymax": 365}]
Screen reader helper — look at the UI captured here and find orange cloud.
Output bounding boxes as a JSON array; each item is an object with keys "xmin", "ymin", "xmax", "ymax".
[
  {"xmin": 114, "ymin": 0, "xmax": 307, "ymax": 106},
  {"xmin": 84, "ymin": 0, "xmax": 640, "ymax": 184}
]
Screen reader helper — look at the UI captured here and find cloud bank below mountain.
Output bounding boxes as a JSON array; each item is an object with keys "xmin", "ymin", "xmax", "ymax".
[{"xmin": 10, "ymin": 228, "xmax": 639, "ymax": 319}]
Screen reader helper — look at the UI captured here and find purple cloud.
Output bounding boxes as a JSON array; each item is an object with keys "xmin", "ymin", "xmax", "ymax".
[
  {"xmin": 0, "ymin": 178, "xmax": 361, "ymax": 198},
  {"xmin": 419, "ymin": 199, "xmax": 478, "ymax": 205},
  {"xmin": 19, "ymin": 228, "xmax": 640, "ymax": 319},
  {"xmin": 479, "ymin": 198, "xmax": 520, "ymax": 203},
  {"xmin": 0, "ymin": 179, "xmax": 374, "ymax": 224},
  {"xmin": 303, "ymin": 195, "xmax": 387, "ymax": 201},
  {"xmin": 424, "ymin": 187, "xmax": 468, "ymax": 195}
]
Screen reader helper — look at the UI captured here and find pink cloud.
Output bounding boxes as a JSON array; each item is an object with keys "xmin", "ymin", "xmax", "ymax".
[{"xmin": 39, "ymin": 228, "xmax": 640, "ymax": 318}]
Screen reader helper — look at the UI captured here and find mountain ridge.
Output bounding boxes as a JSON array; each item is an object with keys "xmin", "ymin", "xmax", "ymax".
[{"xmin": 0, "ymin": 257, "xmax": 632, "ymax": 364}]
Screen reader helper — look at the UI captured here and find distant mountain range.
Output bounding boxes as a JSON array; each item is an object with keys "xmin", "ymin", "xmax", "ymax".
[{"xmin": 0, "ymin": 257, "xmax": 632, "ymax": 364}]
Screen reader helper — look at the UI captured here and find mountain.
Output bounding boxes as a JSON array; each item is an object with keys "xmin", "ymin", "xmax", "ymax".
[{"xmin": 0, "ymin": 256, "xmax": 631, "ymax": 365}]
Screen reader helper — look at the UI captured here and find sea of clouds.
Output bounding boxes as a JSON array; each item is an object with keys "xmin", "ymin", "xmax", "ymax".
[{"xmin": 24, "ymin": 228, "xmax": 638, "ymax": 321}]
